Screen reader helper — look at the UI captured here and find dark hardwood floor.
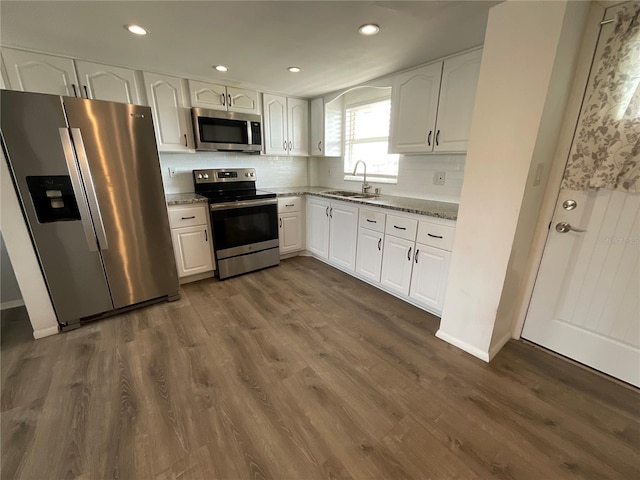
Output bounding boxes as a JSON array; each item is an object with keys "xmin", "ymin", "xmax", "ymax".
[{"xmin": 2, "ymin": 256, "xmax": 638, "ymax": 479}]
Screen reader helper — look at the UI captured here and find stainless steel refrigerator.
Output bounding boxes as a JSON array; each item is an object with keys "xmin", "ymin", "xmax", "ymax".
[{"xmin": 1, "ymin": 90, "xmax": 179, "ymax": 330}]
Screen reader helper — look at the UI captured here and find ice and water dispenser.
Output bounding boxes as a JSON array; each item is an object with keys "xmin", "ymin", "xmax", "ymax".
[{"xmin": 26, "ymin": 176, "xmax": 81, "ymax": 223}]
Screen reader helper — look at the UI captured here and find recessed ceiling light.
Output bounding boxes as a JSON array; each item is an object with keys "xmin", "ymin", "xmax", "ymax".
[
  {"xmin": 125, "ymin": 24, "xmax": 148, "ymax": 36},
  {"xmin": 287, "ymin": 66, "xmax": 301, "ymax": 73},
  {"xmin": 358, "ymin": 24, "xmax": 380, "ymax": 36},
  {"xmin": 214, "ymin": 65, "xmax": 228, "ymax": 72}
]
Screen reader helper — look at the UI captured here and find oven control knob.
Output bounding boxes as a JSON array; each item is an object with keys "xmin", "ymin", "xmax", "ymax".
[
  {"xmin": 250, "ymin": 172, "xmax": 255, "ymax": 177},
  {"xmin": 197, "ymin": 174, "xmax": 203, "ymax": 179},
  {"xmin": 203, "ymin": 173, "xmax": 209, "ymax": 179},
  {"xmin": 245, "ymin": 172, "xmax": 249, "ymax": 177}
]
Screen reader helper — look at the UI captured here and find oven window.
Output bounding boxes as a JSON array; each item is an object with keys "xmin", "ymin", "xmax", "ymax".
[
  {"xmin": 211, "ymin": 204, "xmax": 278, "ymax": 251},
  {"xmin": 199, "ymin": 117, "xmax": 248, "ymax": 144}
]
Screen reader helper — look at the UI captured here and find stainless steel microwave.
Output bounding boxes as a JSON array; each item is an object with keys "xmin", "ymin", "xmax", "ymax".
[{"xmin": 191, "ymin": 108, "xmax": 262, "ymax": 153}]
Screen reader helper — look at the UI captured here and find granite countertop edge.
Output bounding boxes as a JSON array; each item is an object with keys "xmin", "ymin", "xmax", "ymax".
[
  {"xmin": 166, "ymin": 192, "xmax": 209, "ymax": 206},
  {"xmin": 267, "ymin": 187, "xmax": 459, "ymax": 221}
]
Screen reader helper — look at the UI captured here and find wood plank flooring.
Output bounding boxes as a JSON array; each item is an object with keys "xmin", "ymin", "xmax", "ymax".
[{"xmin": 2, "ymin": 256, "xmax": 639, "ymax": 479}]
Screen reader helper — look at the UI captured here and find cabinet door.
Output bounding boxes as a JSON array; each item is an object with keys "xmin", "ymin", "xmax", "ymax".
[
  {"xmin": 263, "ymin": 93, "xmax": 288, "ymax": 155},
  {"xmin": 310, "ymin": 97, "xmax": 324, "ymax": 156},
  {"xmin": 380, "ymin": 236, "xmax": 414, "ymax": 295},
  {"xmin": 188, "ymin": 79, "xmax": 227, "ymax": 110},
  {"xmin": 1, "ymin": 48, "xmax": 79, "ymax": 97},
  {"xmin": 389, "ymin": 62, "xmax": 442, "ymax": 154},
  {"xmin": 143, "ymin": 72, "xmax": 192, "ymax": 152},
  {"xmin": 227, "ymin": 86, "xmax": 259, "ymax": 114},
  {"xmin": 171, "ymin": 225, "xmax": 214, "ymax": 277},
  {"xmin": 356, "ymin": 228, "xmax": 383, "ymax": 283},
  {"xmin": 279, "ymin": 212, "xmax": 303, "ymax": 254},
  {"xmin": 75, "ymin": 60, "xmax": 140, "ymax": 104},
  {"xmin": 287, "ymin": 97, "xmax": 309, "ymax": 156},
  {"xmin": 329, "ymin": 202, "xmax": 359, "ymax": 272},
  {"xmin": 409, "ymin": 243, "xmax": 451, "ymax": 314},
  {"xmin": 306, "ymin": 197, "xmax": 330, "ymax": 258},
  {"xmin": 434, "ymin": 49, "xmax": 482, "ymax": 152}
]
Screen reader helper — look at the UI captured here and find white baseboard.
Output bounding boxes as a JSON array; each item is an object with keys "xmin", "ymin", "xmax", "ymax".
[
  {"xmin": 1, "ymin": 299, "xmax": 25, "ymax": 310},
  {"xmin": 435, "ymin": 329, "xmax": 490, "ymax": 362},
  {"xmin": 178, "ymin": 270, "xmax": 215, "ymax": 285},
  {"xmin": 33, "ymin": 325, "xmax": 59, "ymax": 339},
  {"xmin": 488, "ymin": 331, "xmax": 512, "ymax": 361}
]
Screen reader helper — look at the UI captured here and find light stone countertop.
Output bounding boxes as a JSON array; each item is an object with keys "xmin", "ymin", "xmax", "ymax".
[
  {"xmin": 266, "ymin": 186, "xmax": 459, "ymax": 220},
  {"xmin": 166, "ymin": 193, "xmax": 208, "ymax": 206}
]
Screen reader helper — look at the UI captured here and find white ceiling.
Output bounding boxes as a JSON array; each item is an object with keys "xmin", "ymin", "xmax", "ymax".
[{"xmin": 0, "ymin": 1, "xmax": 500, "ymax": 98}]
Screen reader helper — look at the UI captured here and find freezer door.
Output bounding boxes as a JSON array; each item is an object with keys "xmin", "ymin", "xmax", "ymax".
[
  {"xmin": 0, "ymin": 90, "xmax": 114, "ymax": 324},
  {"xmin": 63, "ymin": 97, "xmax": 178, "ymax": 308}
]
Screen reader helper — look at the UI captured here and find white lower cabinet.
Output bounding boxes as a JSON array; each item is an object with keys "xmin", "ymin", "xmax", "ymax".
[
  {"xmin": 380, "ymin": 235, "xmax": 415, "ymax": 295},
  {"xmin": 278, "ymin": 197, "xmax": 303, "ymax": 255},
  {"xmin": 167, "ymin": 204, "xmax": 214, "ymax": 280},
  {"xmin": 306, "ymin": 197, "xmax": 358, "ymax": 272},
  {"xmin": 355, "ymin": 227, "xmax": 383, "ymax": 282},
  {"xmin": 409, "ymin": 243, "xmax": 451, "ymax": 312}
]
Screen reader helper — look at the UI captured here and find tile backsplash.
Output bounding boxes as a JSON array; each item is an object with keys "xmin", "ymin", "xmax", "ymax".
[
  {"xmin": 160, "ymin": 152, "xmax": 465, "ymax": 204},
  {"xmin": 159, "ymin": 152, "xmax": 309, "ymax": 193}
]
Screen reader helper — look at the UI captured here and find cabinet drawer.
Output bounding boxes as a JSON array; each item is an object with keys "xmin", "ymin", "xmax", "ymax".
[
  {"xmin": 278, "ymin": 196, "xmax": 301, "ymax": 213},
  {"xmin": 359, "ymin": 209, "xmax": 385, "ymax": 233},
  {"xmin": 168, "ymin": 205, "xmax": 208, "ymax": 228},
  {"xmin": 385, "ymin": 215, "xmax": 417, "ymax": 241},
  {"xmin": 416, "ymin": 221, "xmax": 455, "ymax": 251}
]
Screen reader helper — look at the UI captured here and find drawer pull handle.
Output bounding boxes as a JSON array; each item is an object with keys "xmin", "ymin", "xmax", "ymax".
[
  {"xmin": 427, "ymin": 233, "xmax": 443, "ymax": 239},
  {"xmin": 285, "ymin": 204, "xmax": 295, "ymax": 207},
  {"xmin": 394, "ymin": 225, "xmax": 407, "ymax": 230},
  {"xmin": 407, "ymin": 247, "xmax": 412, "ymax": 261},
  {"xmin": 366, "ymin": 219, "xmax": 377, "ymax": 223},
  {"xmin": 204, "ymin": 230, "xmax": 208, "ymax": 242},
  {"xmin": 415, "ymin": 249, "xmax": 419, "ymax": 263},
  {"xmin": 181, "ymin": 216, "xmax": 196, "ymax": 220}
]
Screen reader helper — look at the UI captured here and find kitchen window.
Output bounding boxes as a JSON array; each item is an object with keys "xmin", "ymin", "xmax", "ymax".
[{"xmin": 344, "ymin": 96, "xmax": 399, "ymax": 182}]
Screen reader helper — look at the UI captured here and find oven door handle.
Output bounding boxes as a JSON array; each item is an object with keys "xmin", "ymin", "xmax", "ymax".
[{"xmin": 209, "ymin": 198, "xmax": 277, "ymax": 211}]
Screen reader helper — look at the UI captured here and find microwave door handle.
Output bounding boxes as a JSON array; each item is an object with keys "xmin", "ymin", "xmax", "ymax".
[
  {"xmin": 70, "ymin": 128, "xmax": 109, "ymax": 251},
  {"xmin": 59, "ymin": 128, "xmax": 99, "ymax": 252}
]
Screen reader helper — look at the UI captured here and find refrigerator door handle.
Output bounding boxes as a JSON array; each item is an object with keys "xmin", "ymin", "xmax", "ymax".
[
  {"xmin": 59, "ymin": 128, "xmax": 100, "ymax": 252},
  {"xmin": 70, "ymin": 128, "xmax": 109, "ymax": 251}
]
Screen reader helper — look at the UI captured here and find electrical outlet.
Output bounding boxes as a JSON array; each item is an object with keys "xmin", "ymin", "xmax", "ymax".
[
  {"xmin": 433, "ymin": 171, "xmax": 446, "ymax": 185},
  {"xmin": 168, "ymin": 167, "xmax": 178, "ymax": 178}
]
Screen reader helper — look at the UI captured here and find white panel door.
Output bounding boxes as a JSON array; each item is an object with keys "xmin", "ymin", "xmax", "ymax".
[
  {"xmin": 171, "ymin": 225, "xmax": 214, "ymax": 277},
  {"xmin": 389, "ymin": 62, "xmax": 442, "ymax": 154},
  {"xmin": 263, "ymin": 93, "xmax": 288, "ymax": 155},
  {"xmin": 143, "ymin": 72, "xmax": 192, "ymax": 151},
  {"xmin": 279, "ymin": 212, "xmax": 303, "ymax": 254},
  {"xmin": 75, "ymin": 60, "xmax": 141, "ymax": 104},
  {"xmin": 310, "ymin": 97, "xmax": 324, "ymax": 156},
  {"xmin": 380, "ymin": 236, "xmax": 414, "ymax": 295},
  {"xmin": 409, "ymin": 243, "xmax": 451, "ymax": 314},
  {"xmin": 434, "ymin": 49, "xmax": 482, "ymax": 152},
  {"xmin": 356, "ymin": 228, "xmax": 383, "ymax": 283},
  {"xmin": 306, "ymin": 197, "xmax": 330, "ymax": 258},
  {"xmin": 328, "ymin": 202, "xmax": 359, "ymax": 272},
  {"xmin": 288, "ymin": 97, "xmax": 309, "ymax": 156},
  {"xmin": 188, "ymin": 79, "xmax": 227, "ymax": 110},
  {"xmin": 227, "ymin": 87, "xmax": 259, "ymax": 114},
  {"xmin": 1, "ymin": 48, "xmax": 79, "ymax": 96}
]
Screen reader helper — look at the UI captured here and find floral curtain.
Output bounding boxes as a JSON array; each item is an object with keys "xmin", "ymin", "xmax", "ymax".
[{"xmin": 562, "ymin": 3, "xmax": 640, "ymax": 193}]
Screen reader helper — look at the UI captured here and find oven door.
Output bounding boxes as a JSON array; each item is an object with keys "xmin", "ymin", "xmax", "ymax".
[{"xmin": 210, "ymin": 198, "xmax": 279, "ymax": 259}]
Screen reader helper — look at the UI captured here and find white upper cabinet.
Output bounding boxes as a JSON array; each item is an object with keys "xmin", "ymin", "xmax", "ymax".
[
  {"xmin": 310, "ymin": 96, "xmax": 343, "ymax": 157},
  {"xmin": 434, "ymin": 49, "xmax": 482, "ymax": 152},
  {"xmin": 75, "ymin": 60, "xmax": 142, "ymax": 104},
  {"xmin": 143, "ymin": 72, "xmax": 193, "ymax": 152},
  {"xmin": 188, "ymin": 79, "xmax": 259, "ymax": 114},
  {"xmin": 1, "ymin": 48, "xmax": 80, "ymax": 97},
  {"xmin": 389, "ymin": 62, "xmax": 442, "ymax": 154},
  {"xmin": 263, "ymin": 93, "xmax": 309, "ymax": 156},
  {"xmin": 389, "ymin": 49, "xmax": 482, "ymax": 154}
]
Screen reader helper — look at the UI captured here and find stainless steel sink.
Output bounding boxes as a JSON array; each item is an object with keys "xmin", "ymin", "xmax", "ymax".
[{"xmin": 324, "ymin": 190, "xmax": 379, "ymax": 199}]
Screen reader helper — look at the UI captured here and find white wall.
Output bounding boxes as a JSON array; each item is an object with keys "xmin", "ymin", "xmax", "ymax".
[
  {"xmin": 437, "ymin": 0, "xmax": 590, "ymax": 361},
  {"xmin": 314, "ymin": 154, "xmax": 466, "ymax": 203},
  {"xmin": 0, "ymin": 233, "xmax": 23, "ymax": 308},
  {"xmin": 159, "ymin": 152, "xmax": 309, "ymax": 193}
]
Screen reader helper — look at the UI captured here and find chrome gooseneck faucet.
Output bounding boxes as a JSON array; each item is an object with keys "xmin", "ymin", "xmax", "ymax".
[{"xmin": 353, "ymin": 160, "xmax": 371, "ymax": 194}]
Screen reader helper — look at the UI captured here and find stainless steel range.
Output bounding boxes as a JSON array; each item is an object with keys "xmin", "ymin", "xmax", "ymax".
[{"xmin": 193, "ymin": 168, "xmax": 279, "ymax": 279}]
